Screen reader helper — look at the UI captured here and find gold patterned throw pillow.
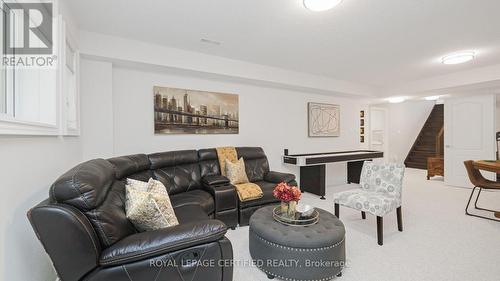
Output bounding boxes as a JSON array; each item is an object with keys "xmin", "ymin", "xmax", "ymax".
[
  {"xmin": 225, "ymin": 158, "xmax": 250, "ymax": 185},
  {"xmin": 125, "ymin": 178, "xmax": 179, "ymax": 232}
]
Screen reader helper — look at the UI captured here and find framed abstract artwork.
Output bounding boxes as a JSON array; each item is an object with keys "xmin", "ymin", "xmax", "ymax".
[
  {"xmin": 154, "ymin": 86, "xmax": 239, "ymax": 134},
  {"xmin": 308, "ymin": 102, "xmax": 340, "ymax": 137}
]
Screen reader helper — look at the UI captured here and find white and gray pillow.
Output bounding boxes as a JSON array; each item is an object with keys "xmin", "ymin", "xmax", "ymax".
[{"xmin": 125, "ymin": 178, "xmax": 179, "ymax": 232}]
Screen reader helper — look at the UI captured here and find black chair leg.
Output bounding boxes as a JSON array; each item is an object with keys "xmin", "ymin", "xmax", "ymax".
[
  {"xmin": 334, "ymin": 203, "xmax": 339, "ymax": 218},
  {"xmin": 466, "ymin": 187, "xmax": 500, "ymax": 222},
  {"xmin": 473, "ymin": 187, "xmax": 482, "ymax": 209},
  {"xmin": 396, "ymin": 207, "xmax": 403, "ymax": 232},
  {"xmin": 473, "ymin": 188, "xmax": 500, "ymax": 212},
  {"xmin": 377, "ymin": 216, "xmax": 383, "ymax": 246},
  {"xmin": 361, "ymin": 211, "xmax": 366, "ymax": 219}
]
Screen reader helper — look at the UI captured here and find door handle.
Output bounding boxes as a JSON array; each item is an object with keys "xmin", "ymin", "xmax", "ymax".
[{"xmin": 445, "ymin": 145, "xmax": 451, "ymax": 148}]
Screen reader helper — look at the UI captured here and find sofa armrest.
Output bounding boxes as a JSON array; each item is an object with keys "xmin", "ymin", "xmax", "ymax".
[
  {"xmin": 202, "ymin": 175, "xmax": 230, "ymax": 187},
  {"xmin": 265, "ymin": 171, "xmax": 296, "ymax": 183},
  {"xmin": 28, "ymin": 201, "xmax": 101, "ymax": 281},
  {"xmin": 100, "ymin": 220, "xmax": 227, "ymax": 267}
]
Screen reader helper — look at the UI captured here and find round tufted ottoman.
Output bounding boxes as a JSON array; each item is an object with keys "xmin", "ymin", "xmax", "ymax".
[{"xmin": 249, "ymin": 206, "xmax": 345, "ymax": 281}]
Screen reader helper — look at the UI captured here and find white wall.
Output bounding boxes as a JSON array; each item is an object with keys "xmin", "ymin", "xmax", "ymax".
[
  {"xmin": 80, "ymin": 60, "xmax": 114, "ymax": 160},
  {"xmin": 0, "ymin": 137, "xmax": 81, "ymax": 281},
  {"xmin": 372, "ymin": 100, "xmax": 435, "ymax": 162},
  {"xmin": 79, "ymin": 60, "xmax": 366, "ymax": 187},
  {"xmin": 0, "ymin": 2, "xmax": 82, "ymax": 280}
]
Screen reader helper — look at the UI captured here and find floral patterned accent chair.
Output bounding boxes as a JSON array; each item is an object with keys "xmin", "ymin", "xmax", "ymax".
[{"xmin": 333, "ymin": 162, "xmax": 405, "ymax": 245}]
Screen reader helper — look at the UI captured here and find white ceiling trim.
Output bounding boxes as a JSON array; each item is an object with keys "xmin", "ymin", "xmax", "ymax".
[{"xmin": 78, "ymin": 31, "xmax": 376, "ymax": 97}]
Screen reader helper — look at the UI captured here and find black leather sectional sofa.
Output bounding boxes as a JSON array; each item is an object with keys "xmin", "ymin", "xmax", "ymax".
[{"xmin": 28, "ymin": 147, "xmax": 296, "ymax": 281}]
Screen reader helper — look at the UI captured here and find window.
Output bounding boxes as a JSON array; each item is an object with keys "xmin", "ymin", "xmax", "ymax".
[{"xmin": 0, "ymin": 2, "xmax": 79, "ymax": 135}]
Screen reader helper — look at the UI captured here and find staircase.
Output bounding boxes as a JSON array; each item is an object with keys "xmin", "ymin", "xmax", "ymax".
[{"xmin": 404, "ymin": 104, "xmax": 444, "ymax": 169}]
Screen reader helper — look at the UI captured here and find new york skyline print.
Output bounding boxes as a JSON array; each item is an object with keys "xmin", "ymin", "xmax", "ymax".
[{"xmin": 154, "ymin": 86, "xmax": 239, "ymax": 134}]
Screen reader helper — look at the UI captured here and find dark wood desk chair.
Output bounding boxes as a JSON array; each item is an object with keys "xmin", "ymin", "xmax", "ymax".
[{"xmin": 464, "ymin": 160, "xmax": 500, "ymax": 222}]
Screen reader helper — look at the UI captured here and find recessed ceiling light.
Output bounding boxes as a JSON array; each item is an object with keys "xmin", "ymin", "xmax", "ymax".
[
  {"xmin": 424, "ymin": 96, "xmax": 440, "ymax": 101},
  {"xmin": 441, "ymin": 51, "xmax": 475, "ymax": 65},
  {"xmin": 387, "ymin": 97, "xmax": 406, "ymax": 104},
  {"xmin": 303, "ymin": 0, "xmax": 343, "ymax": 12}
]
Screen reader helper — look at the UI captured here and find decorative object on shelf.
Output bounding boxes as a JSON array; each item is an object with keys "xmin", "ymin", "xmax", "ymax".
[
  {"xmin": 154, "ymin": 86, "xmax": 239, "ymax": 134},
  {"xmin": 308, "ymin": 102, "xmax": 340, "ymax": 137},
  {"xmin": 360, "ymin": 110, "xmax": 365, "ymax": 143},
  {"xmin": 273, "ymin": 182, "xmax": 301, "ymax": 218}
]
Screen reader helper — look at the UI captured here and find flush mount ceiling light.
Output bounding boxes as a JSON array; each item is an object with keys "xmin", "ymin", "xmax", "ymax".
[
  {"xmin": 424, "ymin": 96, "xmax": 440, "ymax": 101},
  {"xmin": 387, "ymin": 97, "xmax": 406, "ymax": 104},
  {"xmin": 441, "ymin": 51, "xmax": 475, "ymax": 65},
  {"xmin": 303, "ymin": 0, "xmax": 343, "ymax": 11}
]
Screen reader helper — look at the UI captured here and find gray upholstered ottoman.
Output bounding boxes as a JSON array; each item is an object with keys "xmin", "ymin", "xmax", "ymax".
[{"xmin": 249, "ymin": 206, "xmax": 345, "ymax": 281}]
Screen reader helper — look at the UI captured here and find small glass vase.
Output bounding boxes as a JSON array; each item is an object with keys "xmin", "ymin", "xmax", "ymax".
[{"xmin": 281, "ymin": 201, "xmax": 297, "ymax": 218}]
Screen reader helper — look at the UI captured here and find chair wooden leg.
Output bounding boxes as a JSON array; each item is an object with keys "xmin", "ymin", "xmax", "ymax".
[
  {"xmin": 361, "ymin": 211, "xmax": 366, "ymax": 219},
  {"xmin": 334, "ymin": 203, "xmax": 339, "ymax": 218},
  {"xmin": 377, "ymin": 216, "xmax": 383, "ymax": 246},
  {"xmin": 396, "ymin": 207, "xmax": 403, "ymax": 232}
]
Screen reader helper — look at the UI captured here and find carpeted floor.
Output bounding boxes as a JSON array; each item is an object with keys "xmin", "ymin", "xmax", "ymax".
[{"xmin": 225, "ymin": 168, "xmax": 500, "ymax": 281}]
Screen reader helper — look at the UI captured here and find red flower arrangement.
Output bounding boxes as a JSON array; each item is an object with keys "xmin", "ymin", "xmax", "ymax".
[{"xmin": 273, "ymin": 182, "xmax": 301, "ymax": 202}]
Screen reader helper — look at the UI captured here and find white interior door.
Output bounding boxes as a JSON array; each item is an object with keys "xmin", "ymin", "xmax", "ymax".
[{"xmin": 444, "ymin": 95, "xmax": 496, "ymax": 187}]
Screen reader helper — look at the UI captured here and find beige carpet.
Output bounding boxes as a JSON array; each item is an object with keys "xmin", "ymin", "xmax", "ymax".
[{"xmin": 225, "ymin": 168, "xmax": 500, "ymax": 281}]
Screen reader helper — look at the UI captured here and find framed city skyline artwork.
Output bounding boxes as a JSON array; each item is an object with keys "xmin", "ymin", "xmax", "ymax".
[
  {"xmin": 154, "ymin": 86, "xmax": 239, "ymax": 134},
  {"xmin": 308, "ymin": 102, "xmax": 340, "ymax": 137}
]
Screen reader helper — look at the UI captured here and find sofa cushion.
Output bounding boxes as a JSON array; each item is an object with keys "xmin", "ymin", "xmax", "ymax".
[
  {"xmin": 198, "ymin": 148, "xmax": 221, "ymax": 178},
  {"xmin": 239, "ymin": 181, "xmax": 279, "ymax": 208},
  {"xmin": 85, "ymin": 180, "xmax": 138, "ymax": 247},
  {"xmin": 50, "ymin": 159, "xmax": 137, "ymax": 247},
  {"xmin": 236, "ymin": 147, "xmax": 270, "ymax": 182},
  {"xmin": 170, "ymin": 190, "xmax": 215, "ymax": 215},
  {"xmin": 149, "ymin": 150, "xmax": 202, "ymax": 195},
  {"xmin": 174, "ymin": 205, "xmax": 211, "ymax": 224},
  {"xmin": 264, "ymin": 171, "xmax": 296, "ymax": 184},
  {"xmin": 99, "ymin": 219, "xmax": 227, "ymax": 267},
  {"xmin": 107, "ymin": 154, "xmax": 152, "ymax": 181},
  {"xmin": 51, "ymin": 159, "xmax": 115, "ymax": 211}
]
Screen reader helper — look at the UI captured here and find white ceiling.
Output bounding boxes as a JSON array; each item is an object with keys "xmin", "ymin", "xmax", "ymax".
[{"xmin": 66, "ymin": 0, "xmax": 500, "ymax": 91}]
